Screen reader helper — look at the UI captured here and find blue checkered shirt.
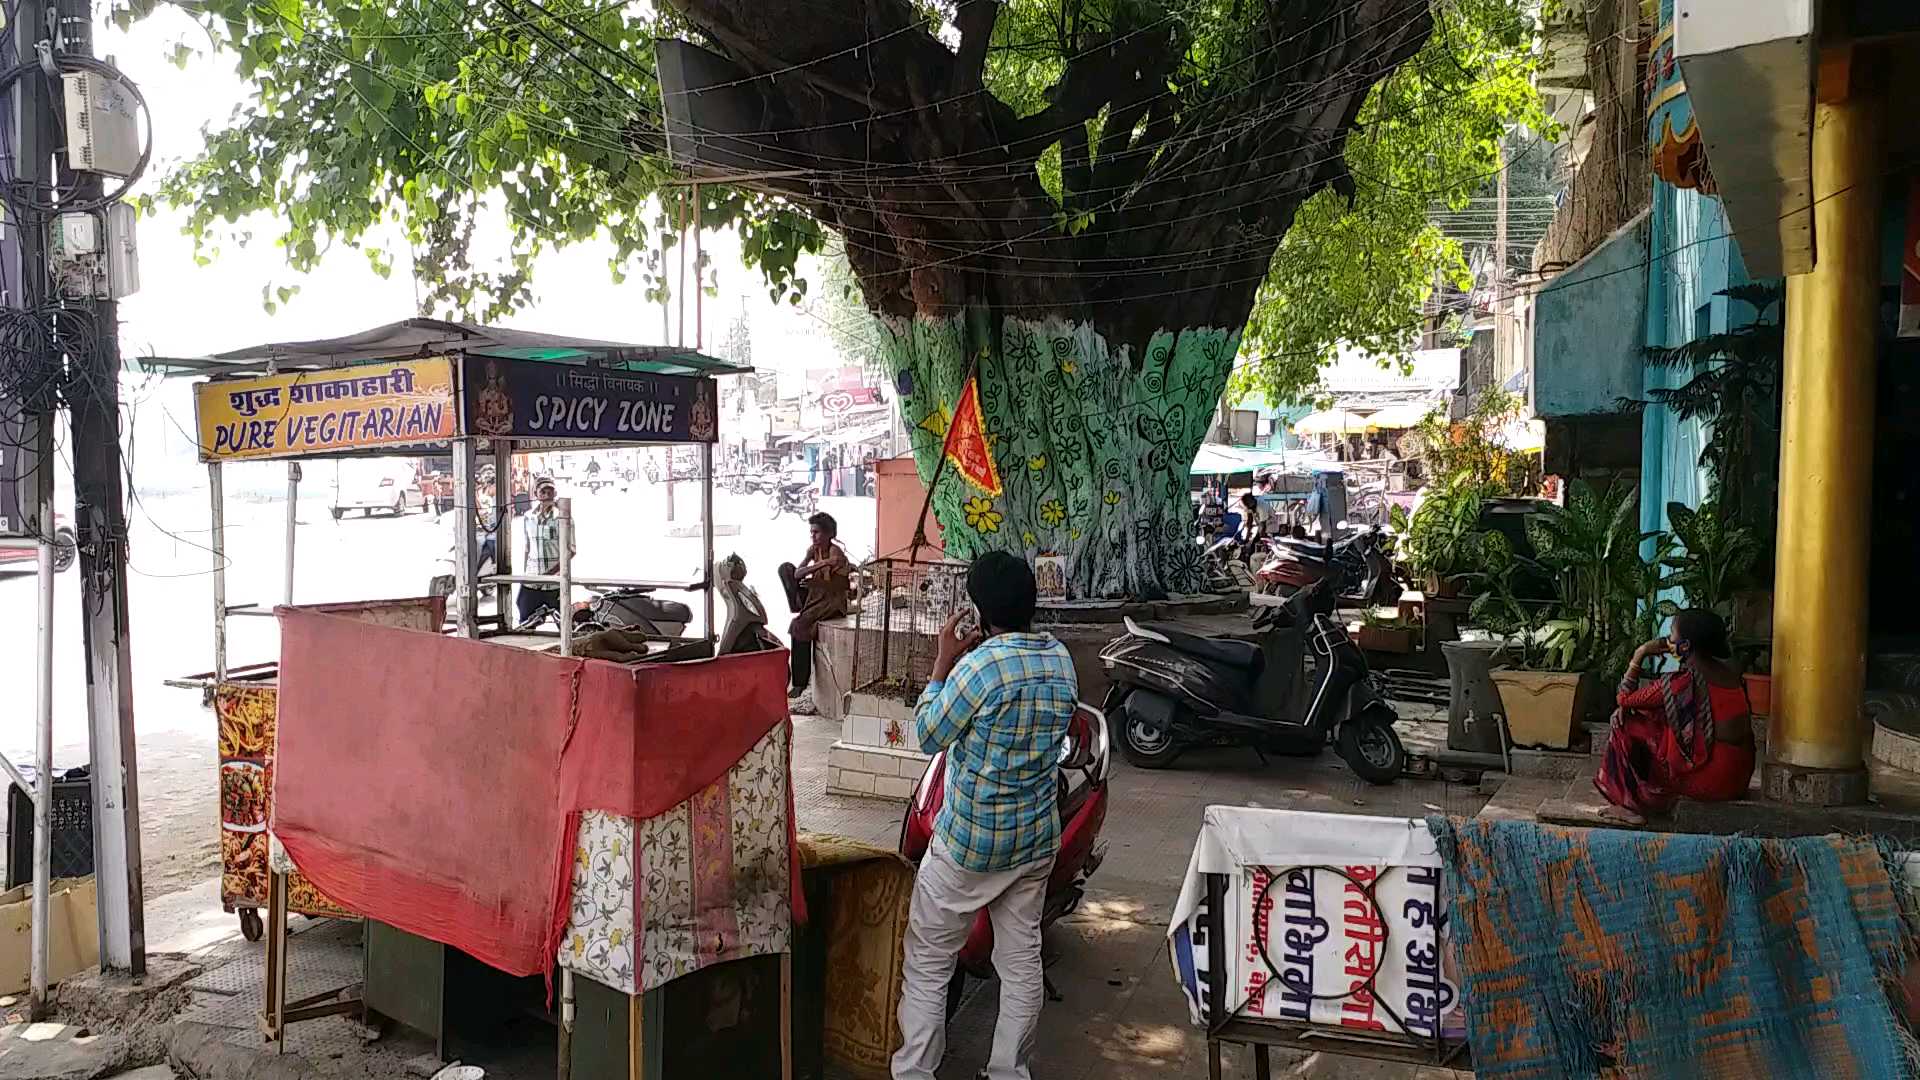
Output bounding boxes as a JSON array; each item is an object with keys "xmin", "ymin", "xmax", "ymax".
[{"xmin": 917, "ymin": 632, "xmax": 1077, "ymax": 873}]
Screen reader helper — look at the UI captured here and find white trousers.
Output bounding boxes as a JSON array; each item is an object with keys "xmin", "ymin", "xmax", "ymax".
[{"xmin": 892, "ymin": 837, "xmax": 1054, "ymax": 1080}]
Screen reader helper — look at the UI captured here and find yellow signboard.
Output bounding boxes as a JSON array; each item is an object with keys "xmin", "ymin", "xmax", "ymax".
[{"xmin": 195, "ymin": 358, "xmax": 456, "ymax": 461}]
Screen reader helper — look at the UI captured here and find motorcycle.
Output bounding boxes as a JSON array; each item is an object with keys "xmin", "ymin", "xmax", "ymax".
[
  {"xmin": 1255, "ymin": 524, "xmax": 1402, "ymax": 607},
  {"xmin": 768, "ymin": 480, "xmax": 820, "ymax": 519},
  {"xmin": 1201, "ymin": 533, "xmax": 1256, "ymax": 591},
  {"xmin": 898, "ymin": 702, "xmax": 1112, "ymax": 1013},
  {"xmin": 727, "ymin": 465, "xmax": 778, "ymax": 497},
  {"xmin": 1098, "ymin": 579, "xmax": 1405, "ymax": 781}
]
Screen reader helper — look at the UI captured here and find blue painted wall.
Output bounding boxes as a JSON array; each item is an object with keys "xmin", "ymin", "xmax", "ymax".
[
  {"xmin": 1640, "ymin": 184, "xmax": 1752, "ymax": 548},
  {"xmin": 1532, "ymin": 211, "xmax": 1653, "ymax": 417}
]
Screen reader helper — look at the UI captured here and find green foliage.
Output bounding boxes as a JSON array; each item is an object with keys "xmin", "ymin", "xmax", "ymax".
[
  {"xmin": 1404, "ymin": 483, "xmax": 1484, "ymax": 586},
  {"xmin": 1521, "ymin": 481, "xmax": 1657, "ymax": 675},
  {"xmin": 1233, "ymin": 0, "xmax": 1551, "ymax": 404},
  {"xmin": 1462, "ymin": 481, "xmax": 1667, "ymax": 674},
  {"xmin": 1661, "ymin": 498, "xmax": 1758, "ymax": 618},
  {"xmin": 1460, "ymin": 530, "xmax": 1553, "ymax": 668},
  {"xmin": 804, "ymin": 243, "xmax": 893, "ymax": 382},
  {"xmin": 125, "ymin": 0, "xmax": 825, "ymax": 319},
  {"xmin": 717, "ymin": 307, "xmax": 752, "ymax": 367},
  {"xmin": 132, "ymin": 0, "xmax": 1542, "ymax": 355},
  {"xmin": 1399, "ymin": 387, "xmax": 1531, "ymax": 584},
  {"xmin": 1633, "ymin": 283, "xmax": 1784, "ymax": 569},
  {"xmin": 1408, "ymin": 387, "xmax": 1530, "ymax": 497}
]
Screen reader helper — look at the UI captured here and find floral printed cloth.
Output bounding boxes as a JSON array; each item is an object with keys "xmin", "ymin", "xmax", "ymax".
[{"xmin": 561, "ymin": 724, "xmax": 793, "ymax": 994}]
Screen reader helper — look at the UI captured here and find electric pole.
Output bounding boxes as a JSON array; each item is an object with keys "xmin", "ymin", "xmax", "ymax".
[{"xmin": 54, "ymin": 0, "xmax": 145, "ymax": 974}]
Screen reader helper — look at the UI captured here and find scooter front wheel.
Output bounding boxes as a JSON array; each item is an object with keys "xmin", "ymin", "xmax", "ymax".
[
  {"xmin": 1337, "ymin": 716, "xmax": 1405, "ymax": 784},
  {"xmin": 1119, "ymin": 704, "xmax": 1182, "ymax": 769}
]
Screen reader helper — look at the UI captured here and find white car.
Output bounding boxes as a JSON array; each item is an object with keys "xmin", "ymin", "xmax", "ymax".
[{"xmin": 330, "ymin": 458, "xmax": 425, "ymax": 519}]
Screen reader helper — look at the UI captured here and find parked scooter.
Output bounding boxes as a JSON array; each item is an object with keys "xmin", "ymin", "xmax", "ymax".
[
  {"xmin": 428, "ymin": 513, "xmax": 500, "ymax": 627},
  {"xmin": 713, "ymin": 553, "xmax": 782, "ymax": 655},
  {"xmin": 1255, "ymin": 524, "xmax": 1402, "ymax": 607},
  {"xmin": 572, "ymin": 585, "xmax": 694, "ymax": 637},
  {"xmin": 899, "ymin": 703, "xmax": 1112, "ymax": 1012},
  {"xmin": 1099, "ymin": 580, "xmax": 1405, "ymax": 781},
  {"xmin": 768, "ymin": 479, "xmax": 820, "ymax": 519}
]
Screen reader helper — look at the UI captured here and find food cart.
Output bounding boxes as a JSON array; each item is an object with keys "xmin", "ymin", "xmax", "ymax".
[
  {"xmin": 156, "ymin": 319, "xmax": 747, "ymax": 941},
  {"xmin": 154, "ymin": 321, "xmax": 811, "ymax": 1078}
]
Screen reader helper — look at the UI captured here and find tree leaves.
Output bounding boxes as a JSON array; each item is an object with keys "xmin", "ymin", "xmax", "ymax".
[
  {"xmin": 1233, "ymin": 0, "xmax": 1550, "ymax": 406},
  {"xmin": 133, "ymin": 0, "xmax": 823, "ymax": 319}
]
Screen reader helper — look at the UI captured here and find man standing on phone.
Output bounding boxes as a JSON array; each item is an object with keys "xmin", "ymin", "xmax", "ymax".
[{"xmin": 893, "ymin": 551, "xmax": 1077, "ymax": 1080}]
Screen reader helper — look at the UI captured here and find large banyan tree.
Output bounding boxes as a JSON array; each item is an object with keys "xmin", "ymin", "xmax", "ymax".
[{"xmin": 140, "ymin": 0, "xmax": 1540, "ymax": 598}]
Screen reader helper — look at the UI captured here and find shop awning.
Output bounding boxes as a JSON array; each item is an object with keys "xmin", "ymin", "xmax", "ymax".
[
  {"xmin": 1191, "ymin": 443, "xmax": 1293, "ymax": 476},
  {"xmin": 1290, "ymin": 409, "xmax": 1371, "ymax": 436},
  {"xmin": 1362, "ymin": 403, "xmax": 1440, "ymax": 430},
  {"xmin": 145, "ymin": 318, "xmax": 752, "ymax": 379}
]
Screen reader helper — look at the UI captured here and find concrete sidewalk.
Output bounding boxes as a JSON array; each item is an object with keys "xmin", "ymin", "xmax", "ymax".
[{"xmin": 100, "ymin": 711, "xmax": 1487, "ymax": 1080}]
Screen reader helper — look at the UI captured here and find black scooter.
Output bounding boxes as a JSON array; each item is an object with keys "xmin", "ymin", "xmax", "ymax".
[{"xmin": 1098, "ymin": 580, "xmax": 1406, "ymax": 782}]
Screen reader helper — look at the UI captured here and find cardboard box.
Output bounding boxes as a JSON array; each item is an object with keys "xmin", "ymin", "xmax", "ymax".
[{"xmin": 0, "ymin": 876, "xmax": 98, "ymax": 995}]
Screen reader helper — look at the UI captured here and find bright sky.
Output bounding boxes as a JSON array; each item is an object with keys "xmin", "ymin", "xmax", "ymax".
[{"xmin": 99, "ymin": 8, "xmax": 843, "ymax": 488}]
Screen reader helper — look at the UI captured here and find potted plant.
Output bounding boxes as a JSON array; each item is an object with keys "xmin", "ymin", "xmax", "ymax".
[
  {"xmin": 1742, "ymin": 646, "xmax": 1772, "ymax": 717},
  {"xmin": 1663, "ymin": 496, "xmax": 1769, "ymax": 713},
  {"xmin": 1402, "ymin": 388, "xmax": 1535, "ymax": 597},
  {"xmin": 1470, "ymin": 483, "xmax": 1656, "ymax": 748},
  {"xmin": 1633, "ymin": 283, "xmax": 1785, "ymax": 630},
  {"xmin": 1660, "ymin": 499, "xmax": 1758, "ymax": 620},
  {"xmin": 1404, "ymin": 484, "xmax": 1483, "ymax": 596},
  {"xmin": 1461, "ymin": 531, "xmax": 1588, "ymax": 749},
  {"xmin": 1354, "ymin": 608, "xmax": 1416, "ymax": 654}
]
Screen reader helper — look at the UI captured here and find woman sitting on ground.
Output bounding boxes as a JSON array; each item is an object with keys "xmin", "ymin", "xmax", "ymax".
[{"xmin": 1594, "ymin": 609, "xmax": 1754, "ymax": 826}]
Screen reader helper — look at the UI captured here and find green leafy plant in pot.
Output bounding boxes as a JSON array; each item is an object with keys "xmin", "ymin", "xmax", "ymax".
[
  {"xmin": 1404, "ymin": 484, "xmax": 1484, "ymax": 596},
  {"xmin": 1474, "ymin": 482, "xmax": 1657, "ymax": 749},
  {"xmin": 1663, "ymin": 497, "xmax": 1767, "ymax": 712},
  {"xmin": 1402, "ymin": 388, "xmax": 1534, "ymax": 596}
]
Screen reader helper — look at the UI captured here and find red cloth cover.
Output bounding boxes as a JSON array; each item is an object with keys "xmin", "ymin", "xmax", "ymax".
[{"xmin": 271, "ymin": 607, "xmax": 795, "ymax": 977}]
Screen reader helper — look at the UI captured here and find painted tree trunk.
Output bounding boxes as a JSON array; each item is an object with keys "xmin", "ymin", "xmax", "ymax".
[{"xmin": 882, "ymin": 313, "xmax": 1238, "ymax": 600}]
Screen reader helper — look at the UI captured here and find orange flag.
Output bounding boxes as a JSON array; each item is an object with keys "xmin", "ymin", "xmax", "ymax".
[{"xmin": 927, "ymin": 378, "xmax": 1002, "ymax": 497}]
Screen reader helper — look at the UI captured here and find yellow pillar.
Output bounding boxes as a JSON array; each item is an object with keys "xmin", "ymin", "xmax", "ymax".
[{"xmin": 1764, "ymin": 87, "xmax": 1884, "ymax": 805}]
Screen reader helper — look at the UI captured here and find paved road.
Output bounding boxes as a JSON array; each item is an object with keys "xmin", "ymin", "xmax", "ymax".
[{"xmin": 0, "ymin": 477, "xmax": 875, "ymax": 898}]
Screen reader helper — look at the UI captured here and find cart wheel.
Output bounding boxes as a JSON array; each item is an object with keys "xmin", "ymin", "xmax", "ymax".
[{"xmin": 239, "ymin": 907, "xmax": 264, "ymax": 942}]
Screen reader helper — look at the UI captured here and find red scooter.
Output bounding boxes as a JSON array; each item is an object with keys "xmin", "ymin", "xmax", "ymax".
[
  {"xmin": 1255, "ymin": 524, "xmax": 1403, "ymax": 607},
  {"xmin": 897, "ymin": 703, "xmax": 1112, "ymax": 1012}
]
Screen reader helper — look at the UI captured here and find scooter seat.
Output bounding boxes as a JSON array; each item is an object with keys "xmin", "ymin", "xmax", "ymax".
[{"xmin": 1139, "ymin": 623, "xmax": 1263, "ymax": 672}]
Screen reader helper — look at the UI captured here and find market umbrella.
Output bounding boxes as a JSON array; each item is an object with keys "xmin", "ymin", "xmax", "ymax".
[
  {"xmin": 1364, "ymin": 402, "xmax": 1441, "ymax": 430},
  {"xmin": 1289, "ymin": 409, "xmax": 1370, "ymax": 436}
]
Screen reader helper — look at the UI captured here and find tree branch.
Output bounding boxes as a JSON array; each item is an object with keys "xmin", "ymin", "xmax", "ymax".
[
  {"xmin": 952, "ymin": 0, "xmax": 998, "ymax": 95},
  {"xmin": 1010, "ymin": 19, "xmax": 1167, "ymax": 153}
]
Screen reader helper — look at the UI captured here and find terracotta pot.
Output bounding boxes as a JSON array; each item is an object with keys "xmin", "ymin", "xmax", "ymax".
[
  {"xmin": 1488, "ymin": 668, "xmax": 1596, "ymax": 750},
  {"xmin": 1427, "ymin": 573, "xmax": 1460, "ymax": 599},
  {"xmin": 1744, "ymin": 673, "xmax": 1773, "ymax": 718},
  {"xmin": 1356, "ymin": 624, "xmax": 1415, "ymax": 654}
]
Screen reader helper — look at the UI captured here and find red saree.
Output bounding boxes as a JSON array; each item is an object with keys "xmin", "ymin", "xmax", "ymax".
[{"xmin": 1594, "ymin": 666, "xmax": 1754, "ymax": 815}]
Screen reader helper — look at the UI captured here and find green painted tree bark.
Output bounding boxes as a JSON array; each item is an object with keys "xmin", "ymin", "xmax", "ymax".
[{"xmin": 885, "ymin": 314, "xmax": 1238, "ymax": 598}]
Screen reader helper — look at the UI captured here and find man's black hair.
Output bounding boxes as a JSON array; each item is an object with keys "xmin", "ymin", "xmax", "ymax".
[
  {"xmin": 968, "ymin": 551, "xmax": 1038, "ymax": 633},
  {"xmin": 1671, "ymin": 608, "xmax": 1732, "ymax": 660},
  {"xmin": 807, "ymin": 512, "xmax": 838, "ymax": 538}
]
